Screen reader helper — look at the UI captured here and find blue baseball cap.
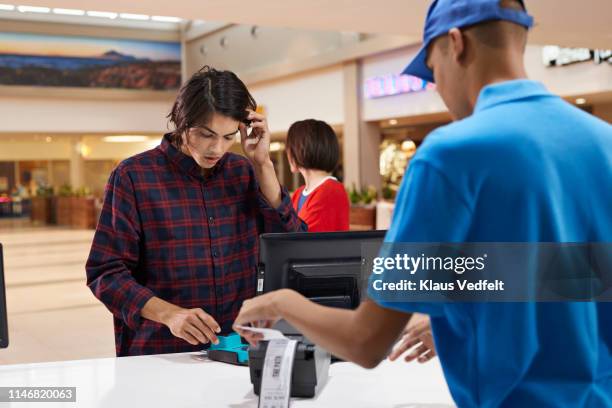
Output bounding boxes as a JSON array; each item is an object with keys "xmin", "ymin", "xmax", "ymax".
[{"xmin": 402, "ymin": 0, "xmax": 534, "ymax": 83}]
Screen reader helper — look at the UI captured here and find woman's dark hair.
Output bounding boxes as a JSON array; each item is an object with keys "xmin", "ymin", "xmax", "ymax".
[
  {"xmin": 286, "ymin": 119, "xmax": 340, "ymax": 173},
  {"xmin": 168, "ymin": 66, "xmax": 257, "ymax": 146}
]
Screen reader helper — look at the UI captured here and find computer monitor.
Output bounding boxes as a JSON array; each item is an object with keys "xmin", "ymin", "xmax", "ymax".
[
  {"xmin": 257, "ymin": 230, "xmax": 386, "ymax": 311},
  {"xmin": 0, "ymin": 243, "xmax": 8, "ymax": 348}
]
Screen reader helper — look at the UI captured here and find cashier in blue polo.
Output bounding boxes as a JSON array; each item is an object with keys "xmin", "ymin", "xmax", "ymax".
[{"xmin": 234, "ymin": 0, "xmax": 612, "ymax": 407}]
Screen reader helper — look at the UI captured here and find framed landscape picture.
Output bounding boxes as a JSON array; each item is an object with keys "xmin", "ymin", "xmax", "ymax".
[{"xmin": 0, "ymin": 32, "xmax": 181, "ymax": 90}]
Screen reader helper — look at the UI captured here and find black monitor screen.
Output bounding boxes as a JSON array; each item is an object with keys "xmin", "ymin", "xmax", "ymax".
[
  {"xmin": 0, "ymin": 244, "xmax": 8, "ymax": 348},
  {"xmin": 257, "ymin": 230, "xmax": 385, "ymax": 310}
]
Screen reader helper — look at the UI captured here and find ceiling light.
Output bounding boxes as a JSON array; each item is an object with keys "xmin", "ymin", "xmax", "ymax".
[
  {"xmin": 87, "ymin": 10, "xmax": 118, "ymax": 19},
  {"xmin": 575, "ymin": 98, "xmax": 586, "ymax": 105},
  {"xmin": 389, "ymin": 119, "xmax": 398, "ymax": 125},
  {"xmin": 17, "ymin": 5, "xmax": 50, "ymax": 13},
  {"xmin": 103, "ymin": 135, "xmax": 150, "ymax": 143},
  {"xmin": 151, "ymin": 15, "xmax": 181, "ymax": 23},
  {"xmin": 119, "ymin": 12, "xmax": 149, "ymax": 21},
  {"xmin": 53, "ymin": 8, "xmax": 85, "ymax": 16},
  {"xmin": 80, "ymin": 144, "xmax": 91, "ymax": 158},
  {"xmin": 0, "ymin": 4, "xmax": 15, "ymax": 11}
]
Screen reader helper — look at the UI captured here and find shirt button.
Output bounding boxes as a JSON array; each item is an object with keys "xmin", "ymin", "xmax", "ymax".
[
  {"xmin": 209, "ymin": 216, "xmax": 214, "ymax": 224},
  {"xmin": 212, "ymin": 250, "xmax": 219, "ymax": 258}
]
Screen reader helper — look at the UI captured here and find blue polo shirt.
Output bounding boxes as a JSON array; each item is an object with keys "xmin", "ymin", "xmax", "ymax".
[{"xmin": 371, "ymin": 80, "xmax": 612, "ymax": 407}]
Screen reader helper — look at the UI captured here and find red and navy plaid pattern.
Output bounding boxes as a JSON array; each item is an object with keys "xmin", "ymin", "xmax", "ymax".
[{"xmin": 86, "ymin": 134, "xmax": 306, "ymax": 356}]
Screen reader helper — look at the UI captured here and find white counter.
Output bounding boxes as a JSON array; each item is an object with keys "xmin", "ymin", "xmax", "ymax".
[{"xmin": 0, "ymin": 352, "xmax": 454, "ymax": 407}]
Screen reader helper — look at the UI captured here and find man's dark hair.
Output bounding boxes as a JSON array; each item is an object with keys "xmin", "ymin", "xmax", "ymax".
[
  {"xmin": 168, "ymin": 66, "xmax": 257, "ymax": 146},
  {"xmin": 286, "ymin": 119, "xmax": 340, "ymax": 173}
]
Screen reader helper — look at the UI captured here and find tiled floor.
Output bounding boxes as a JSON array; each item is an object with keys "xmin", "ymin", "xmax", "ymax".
[{"xmin": 0, "ymin": 220, "xmax": 115, "ymax": 365}]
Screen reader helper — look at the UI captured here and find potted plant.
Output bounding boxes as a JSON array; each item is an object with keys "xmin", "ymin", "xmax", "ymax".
[
  {"xmin": 31, "ymin": 186, "xmax": 54, "ymax": 225},
  {"xmin": 55, "ymin": 184, "xmax": 96, "ymax": 229},
  {"xmin": 71, "ymin": 187, "xmax": 96, "ymax": 229},
  {"xmin": 348, "ymin": 184, "xmax": 378, "ymax": 230},
  {"xmin": 55, "ymin": 184, "xmax": 73, "ymax": 226}
]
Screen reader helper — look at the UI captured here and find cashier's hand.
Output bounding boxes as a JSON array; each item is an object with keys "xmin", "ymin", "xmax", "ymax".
[
  {"xmin": 163, "ymin": 307, "xmax": 221, "ymax": 346},
  {"xmin": 233, "ymin": 290, "xmax": 289, "ymax": 346},
  {"xmin": 240, "ymin": 109, "xmax": 272, "ymax": 167},
  {"xmin": 388, "ymin": 313, "xmax": 436, "ymax": 364}
]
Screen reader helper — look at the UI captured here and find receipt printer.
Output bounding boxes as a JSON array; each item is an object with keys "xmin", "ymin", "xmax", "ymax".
[{"xmin": 248, "ymin": 338, "xmax": 331, "ymax": 398}]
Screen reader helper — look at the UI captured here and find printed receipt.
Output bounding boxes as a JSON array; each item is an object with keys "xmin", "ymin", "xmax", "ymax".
[
  {"xmin": 237, "ymin": 326, "xmax": 297, "ymax": 408},
  {"xmin": 235, "ymin": 326, "xmax": 288, "ymax": 340}
]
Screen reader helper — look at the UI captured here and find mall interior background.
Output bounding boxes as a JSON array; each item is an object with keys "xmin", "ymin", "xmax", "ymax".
[{"xmin": 0, "ymin": 0, "xmax": 611, "ymax": 364}]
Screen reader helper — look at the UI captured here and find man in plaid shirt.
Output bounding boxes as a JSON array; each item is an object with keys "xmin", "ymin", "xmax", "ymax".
[{"xmin": 86, "ymin": 66, "xmax": 306, "ymax": 356}]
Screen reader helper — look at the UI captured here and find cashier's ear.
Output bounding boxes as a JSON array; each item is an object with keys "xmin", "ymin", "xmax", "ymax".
[{"xmin": 447, "ymin": 28, "xmax": 466, "ymax": 64}]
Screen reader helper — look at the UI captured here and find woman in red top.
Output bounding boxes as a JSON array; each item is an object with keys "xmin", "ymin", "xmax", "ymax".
[{"xmin": 286, "ymin": 119, "xmax": 349, "ymax": 232}]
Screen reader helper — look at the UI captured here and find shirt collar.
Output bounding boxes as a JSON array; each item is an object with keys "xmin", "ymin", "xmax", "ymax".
[
  {"xmin": 159, "ymin": 133, "xmax": 228, "ymax": 180},
  {"xmin": 474, "ymin": 80, "xmax": 552, "ymax": 113}
]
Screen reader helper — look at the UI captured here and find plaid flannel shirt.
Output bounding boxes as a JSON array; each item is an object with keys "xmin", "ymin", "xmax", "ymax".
[{"xmin": 86, "ymin": 134, "xmax": 306, "ymax": 356}]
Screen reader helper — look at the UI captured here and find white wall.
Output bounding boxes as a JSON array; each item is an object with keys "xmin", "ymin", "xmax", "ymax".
[
  {"xmin": 0, "ymin": 66, "xmax": 344, "ymax": 136},
  {"xmin": 525, "ymin": 47, "xmax": 612, "ymax": 97},
  {"xmin": 361, "ymin": 45, "xmax": 612, "ymax": 122},
  {"xmin": 0, "ymin": 97, "xmax": 174, "ymax": 134},
  {"xmin": 249, "ymin": 66, "xmax": 344, "ymax": 134}
]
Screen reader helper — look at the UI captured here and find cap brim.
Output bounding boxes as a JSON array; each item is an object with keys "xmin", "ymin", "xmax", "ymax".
[{"xmin": 401, "ymin": 46, "xmax": 434, "ymax": 84}]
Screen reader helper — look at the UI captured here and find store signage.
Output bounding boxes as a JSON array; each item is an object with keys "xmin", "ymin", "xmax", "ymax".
[
  {"xmin": 364, "ymin": 74, "xmax": 435, "ymax": 99},
  {"xmin": 542, "ymin": 46, "xmax": 612, "ymax": 67}
]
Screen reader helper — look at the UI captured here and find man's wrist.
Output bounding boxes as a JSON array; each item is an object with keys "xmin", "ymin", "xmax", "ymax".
[
  {"xmin": 272, "ymin": 289, "xmax": 295, "ymax": 317},
  {"xmin": 157, "ymin": 303, "xmax": 181, "ymax": 326}
]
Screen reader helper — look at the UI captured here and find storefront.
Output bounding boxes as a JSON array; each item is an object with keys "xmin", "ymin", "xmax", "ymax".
[{"xmin": 358, "ymin": 43, "xmax": 612, "ymax": 228}]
